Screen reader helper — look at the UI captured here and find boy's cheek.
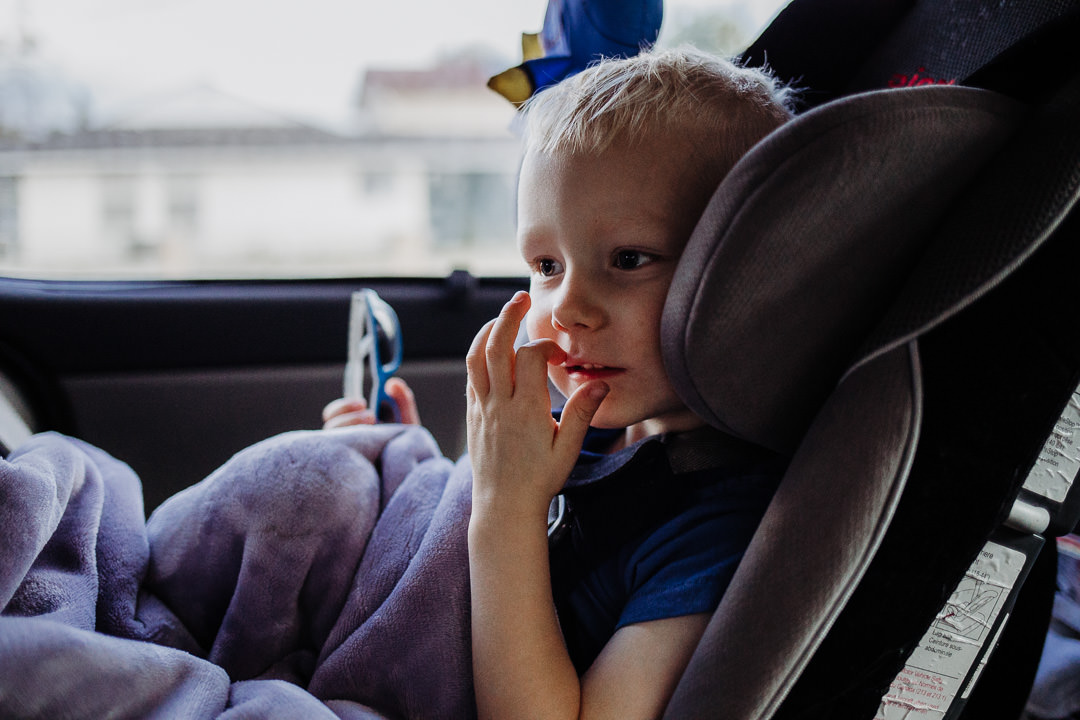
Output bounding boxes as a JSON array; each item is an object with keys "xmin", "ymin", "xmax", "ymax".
[{"xmin": 523, "ymin": 309, "xmax": 547, "ymax": 344}]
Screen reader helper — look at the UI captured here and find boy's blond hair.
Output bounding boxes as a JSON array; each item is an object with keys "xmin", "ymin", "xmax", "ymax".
[{"xmin": 521, "ymin": 47, "xmax": 793, "ymax": 178}]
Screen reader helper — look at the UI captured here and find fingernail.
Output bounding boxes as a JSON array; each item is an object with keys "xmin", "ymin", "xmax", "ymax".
[{"xmin": 588, "ymin": 383, "xmax": 610, "ymax": 401}]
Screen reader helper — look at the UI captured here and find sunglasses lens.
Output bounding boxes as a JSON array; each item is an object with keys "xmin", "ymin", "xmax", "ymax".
[{"xmin": 369, "ymin": 296, "xmax": 401, "ymax": 369}]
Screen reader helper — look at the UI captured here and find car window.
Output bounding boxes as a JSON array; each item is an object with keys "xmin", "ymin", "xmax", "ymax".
[{"xmin": 0, "ymin": 0, "xmax": 788, "ymax": 280}]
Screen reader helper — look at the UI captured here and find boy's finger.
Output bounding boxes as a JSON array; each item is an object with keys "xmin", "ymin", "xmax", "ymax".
[
  {"xmin": 323, "ymin": 408, "xmax": 376, "ymax": 429},
  {"xmin": 485, "ymin": 292, "xmax": 529, "ymax": 397},
  {"xmin": 322, "ymin": 397, "xmax": 367, "ymax": 423},
  {"xmin": 514, "ymin": 339, "xmax": 566, "ymax": 398},
  {"xmin": 466, "ymin": 318, "xmax": 497, "ymax": 397},
  {"xmin": 554, "ymin": 381, "xmax": 610, "ymax": 459},
  {"xmin": 385, "ymin": 377, "xmax": 421, "ymax": 425}
]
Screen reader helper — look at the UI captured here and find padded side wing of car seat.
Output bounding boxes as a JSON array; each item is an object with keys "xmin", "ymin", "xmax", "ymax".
[
  {"xmin": 665, "ymin": 341, "xmax": 922, "ymax": 720},
  {"xmin": 663, "ymin": 84, "xmax": 1023, "ymax": 456}
]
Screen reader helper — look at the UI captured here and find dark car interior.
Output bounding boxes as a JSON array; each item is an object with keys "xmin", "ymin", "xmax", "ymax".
[{"xmin": 0, "ymin": 273, "xmax": 522, "ymax": 511}]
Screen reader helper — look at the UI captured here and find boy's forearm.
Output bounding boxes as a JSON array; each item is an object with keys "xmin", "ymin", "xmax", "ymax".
[{"xmin": 469, "ymin": 505, "xmax": 582, "ymax": 720}]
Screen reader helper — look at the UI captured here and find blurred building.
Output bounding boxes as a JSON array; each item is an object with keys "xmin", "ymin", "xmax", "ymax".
[{"xmin": 0, "ymin": 55, "xmax": 523, "ymax": 279}]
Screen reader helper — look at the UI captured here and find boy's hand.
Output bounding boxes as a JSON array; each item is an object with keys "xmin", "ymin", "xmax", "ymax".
[
  {"xmin": 466, "ymin": 291, "xmax": 609, "ymax": 517},
  {"xmin": 321, "ymin": 377, "xmax": 420, "ymax": 428}
]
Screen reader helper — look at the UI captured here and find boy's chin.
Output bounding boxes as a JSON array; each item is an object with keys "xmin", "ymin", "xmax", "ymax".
[
  {"xmin": 587, "ymin": 403, "xmax": 708, "ymax": 437},
  {"xmin": 585, "ymin": 407, "xmax": 635, "ymax": 431}
]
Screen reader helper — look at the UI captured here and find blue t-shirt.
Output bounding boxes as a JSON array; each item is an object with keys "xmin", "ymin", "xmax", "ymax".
[{"xmin": 549, "ymin": 424, "xmax": 784, "ymax": 673}]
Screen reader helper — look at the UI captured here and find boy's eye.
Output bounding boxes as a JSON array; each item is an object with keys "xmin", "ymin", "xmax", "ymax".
[
  {"xmin": 535, "ymin": 258, "xmax": 563, "ymax": 277},
  {"xmin": 612, "ymin": 249, "xmax": 657, "ymax": 270}
]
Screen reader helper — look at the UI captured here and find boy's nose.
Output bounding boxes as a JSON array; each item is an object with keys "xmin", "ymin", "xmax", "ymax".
[{"xmin": 551, "ymin": 274, "xmax": 605, "ymax": 331}]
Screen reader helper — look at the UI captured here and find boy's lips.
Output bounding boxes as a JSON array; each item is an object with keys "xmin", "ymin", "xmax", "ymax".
[{"xmin": 561, "ymin": 362, "xmax": 625, "ymax": 381}]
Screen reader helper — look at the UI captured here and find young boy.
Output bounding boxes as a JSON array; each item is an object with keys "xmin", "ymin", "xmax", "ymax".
[{"xmin": 326, "ymin": 47, "xmax": 793, "ymax": 719}]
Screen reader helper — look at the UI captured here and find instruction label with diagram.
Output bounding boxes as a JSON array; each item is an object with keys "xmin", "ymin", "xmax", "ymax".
[{"xmin": 874, "ymin": 540, "xmax": 1027, "ymax": 720}]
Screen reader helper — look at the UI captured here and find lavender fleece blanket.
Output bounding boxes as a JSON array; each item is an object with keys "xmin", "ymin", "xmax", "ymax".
[{"xmin": 0, "ymin": 425, "xmax": 476, "ymax": 719}]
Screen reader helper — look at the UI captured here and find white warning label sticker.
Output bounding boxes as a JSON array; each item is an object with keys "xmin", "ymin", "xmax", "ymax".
[
  {"xmin": 1024, "ymin": 389, "xmax": 1080, "ymax": 504},
  {"xmin": 874, "ymin": 541, "xmax": 1026, "ymax": 720}
]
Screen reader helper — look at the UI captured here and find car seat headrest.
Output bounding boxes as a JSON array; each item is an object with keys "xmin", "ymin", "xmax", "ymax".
[{"xmin": 662, "ymin": 84, "xmax": 1024, "ymax": 454}]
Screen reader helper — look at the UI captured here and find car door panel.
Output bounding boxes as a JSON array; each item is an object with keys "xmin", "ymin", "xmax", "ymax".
[{"xmin": 0, "ymin": 274, "xmax": 525, "ymax": 512}]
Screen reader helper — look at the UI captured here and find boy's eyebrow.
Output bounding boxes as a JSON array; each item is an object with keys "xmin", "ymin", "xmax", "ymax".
[
  {"xmin": 593, "ymin": 212, "xmax": 689, "ymax": 248},
  {"xmin": 515, "ymin": 226, "xmax": 548, "ymax": 254}
]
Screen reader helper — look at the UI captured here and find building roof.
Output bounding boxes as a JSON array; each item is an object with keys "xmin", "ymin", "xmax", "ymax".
[
  {"xmin": 357, "ymin": 53, "xmax": 506, "ymax": 104},
  {"xmin": 0, "ymin": 84, "xmax": 350, "ymax": 151},
  {"xmin": 1, "ymin": 125, "xmax": 347, "ymax": 152}
]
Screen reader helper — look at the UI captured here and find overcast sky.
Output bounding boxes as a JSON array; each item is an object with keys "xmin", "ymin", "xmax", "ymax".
[{"xmin": 1, "ymin": 0, "xmax": 788, "ymax": 128}]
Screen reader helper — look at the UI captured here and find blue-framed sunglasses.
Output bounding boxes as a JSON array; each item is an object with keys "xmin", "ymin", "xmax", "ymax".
[{"xmin": 344, "ymin": 289, "xmax": 403, "ymax": 422}]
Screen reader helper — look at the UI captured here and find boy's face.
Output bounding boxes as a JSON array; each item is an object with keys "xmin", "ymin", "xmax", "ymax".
[{"xmin": 517, "ymin": 136, "xmax": 715, "ymax": 437}]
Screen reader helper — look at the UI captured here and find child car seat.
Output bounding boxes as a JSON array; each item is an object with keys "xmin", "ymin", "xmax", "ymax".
[{"xmin": 657, "ymin": 1, "xmax": 1080, "ymax": 718}]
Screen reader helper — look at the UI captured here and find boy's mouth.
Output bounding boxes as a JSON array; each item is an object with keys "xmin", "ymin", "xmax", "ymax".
[{"xmin": 563, "ymin": 363, "xmax": 624, "ymax": 380}]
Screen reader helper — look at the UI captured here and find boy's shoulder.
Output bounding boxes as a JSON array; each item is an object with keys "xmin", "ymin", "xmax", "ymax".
[{"xmin": 554, "ymin": 423, "xmax": 785, "ymax": 564}]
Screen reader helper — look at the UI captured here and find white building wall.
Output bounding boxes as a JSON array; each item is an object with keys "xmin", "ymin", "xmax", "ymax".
[
  {"xmin": 19, "ymin": 169, "xmax": 104, "ymax": 265},
  {"xmin": 1, "ymin": 133, "xmax": 523, "ymax": 278}
]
